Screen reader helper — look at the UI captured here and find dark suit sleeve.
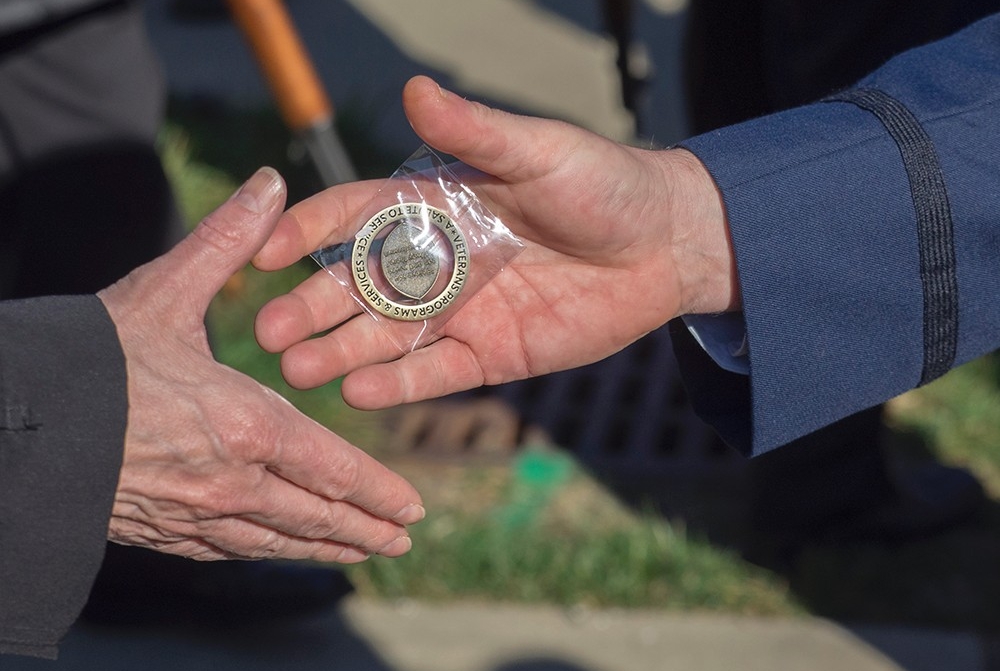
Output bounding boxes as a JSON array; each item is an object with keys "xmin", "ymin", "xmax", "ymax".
[
  {"xmin": 0, "ymin": 295, "xmax": 127, "ymax": 659},
  {"xmin": 675, "ymin": 13, "xmax": 1000, "ymax": 456}
]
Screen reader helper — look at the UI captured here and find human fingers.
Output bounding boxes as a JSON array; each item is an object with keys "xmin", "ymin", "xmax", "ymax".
[
  {"xmin": 402, "ymin": 75, "xmax": 567, "ymax": 183},
  {"xmin": 166, "ymin": 167, "xmax": 287, "ymax": 314},
  {"xmin": 110, "ymin": 515, "xmax": 394, "ymax": 564},
  {"xmin": 179, "ymin": 523, "xmax": 380, "ymax": 564},
  {"xmin": 277, "ymin": 312, "xmax": 405, "ymax": 389},
  {"xmin": 114, "ymin": 402, "xmax": 425, "ymax": 553},
  {"xmin": 255, "ymin": 266, "xmax": 361, "ymax": 354},
  {"xmin": 262, "ymin": 404, "xmax": 425, "ymax": 526},
  {"xmin": 234, "ymin": 472, "xmax": 413, "ymax": 558},
  {"xmin": 200, "ymin": 521, "xmax": 408, "ymax": 563},
  {"xmin": 97, "ymin": 167, "xmax": 288, "ymax": 339},
  {"xmin": 253, "ymin": 179, "xmax": 382, "ymax": 272},
  {"xmin": 340, "ymin": 337, "xmax": 491, "ymax": 410},
  {"xmin": 173, "ymin": 468, "xmax": 414, "ymax": 560}
]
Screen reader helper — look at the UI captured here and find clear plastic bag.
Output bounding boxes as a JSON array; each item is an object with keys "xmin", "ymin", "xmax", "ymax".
[{"xmin": 311, "ymin": 145, "xmax": 524, "ymax": 351}]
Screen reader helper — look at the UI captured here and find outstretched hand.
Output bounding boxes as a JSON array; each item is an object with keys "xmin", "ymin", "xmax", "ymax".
[
  {"xmin": 98, "ymin": 168, "xmax": 423, "ymax": 563},
  {"xmin": 254, "ymin": 76, "xmax": 736, "ymax": 410}
]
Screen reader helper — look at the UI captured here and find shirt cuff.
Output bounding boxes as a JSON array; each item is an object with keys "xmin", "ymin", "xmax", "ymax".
[{"xmin": 681, "ymin": 312, "xmax": 750, "ymax": 375}]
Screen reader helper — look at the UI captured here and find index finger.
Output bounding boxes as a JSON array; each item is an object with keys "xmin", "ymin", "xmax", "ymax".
[{"xmin": 253, "ymin": 179, "xmax": 382, "ymax": 271}]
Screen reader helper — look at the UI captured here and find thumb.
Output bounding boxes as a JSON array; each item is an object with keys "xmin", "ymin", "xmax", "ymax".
[
  {"xmin": 402, "ymin": 75, "xmax": 565, "ymax": 182},
  {"xmin": 169, "ymin": 167, "xmax": 287, "ymax": 310}
]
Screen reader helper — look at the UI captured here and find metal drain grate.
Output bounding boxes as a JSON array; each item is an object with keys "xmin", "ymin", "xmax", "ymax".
[{"xmin": 464, "ymin": 327, "xmax": 745, "ymax": 481}]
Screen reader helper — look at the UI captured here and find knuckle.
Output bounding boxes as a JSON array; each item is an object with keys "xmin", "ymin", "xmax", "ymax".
[
  {"xmin": 216, "ymin": 406, "xmax": 258, "ymax": 446},
  {"xmin": 215, "ymin": 403, "xmax": 281, "ymax": 464},
  {"xmin": 192, "ymin": 469, "xmax": 266, "ymax": 519},
  {"xmin": 192, "ymin": 209, "xmax": 245, "ymax": 254},
  {"xmin": 185, "ymin": 481, "xmax": 229, "ymax": 520},
  {"xmin": 303, "ymin": 506, "xmax": 346, "ymax": 539},
  {"xmin": 246, "ymin": 532, "xmax": 289, "ymax": 559},
  {"xmin": 326, "ymin": 454, "xmax": 362, "ymax": 500},
  {"xmin": 215, "ymin": 522, "xmax": 290, "ymax": 560}
]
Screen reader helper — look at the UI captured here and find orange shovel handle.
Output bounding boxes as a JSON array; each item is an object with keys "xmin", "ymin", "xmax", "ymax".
[{"xmin": 226, "ymin": 0, "xmax": 332, "ymax": 131}]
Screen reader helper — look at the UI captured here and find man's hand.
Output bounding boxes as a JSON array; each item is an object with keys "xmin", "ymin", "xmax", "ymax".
[
  {"xmin": 253, "ymin": 76, "xmax": 737, "ymax": 409},
  {"xmin": 98, "ymin": 167, "xmax": 423, "ymax": 563}
]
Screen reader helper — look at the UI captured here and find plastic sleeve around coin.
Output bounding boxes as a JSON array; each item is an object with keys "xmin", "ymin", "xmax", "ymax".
[{"xmin": 311, "ymin": 144, "xmax": 525, "ymax": 351}]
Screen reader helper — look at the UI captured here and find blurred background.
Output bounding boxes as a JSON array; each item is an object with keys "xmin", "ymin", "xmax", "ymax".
[{"xmin": 7, "ymin": 0, "xmax": 1000, "ymax": 669}]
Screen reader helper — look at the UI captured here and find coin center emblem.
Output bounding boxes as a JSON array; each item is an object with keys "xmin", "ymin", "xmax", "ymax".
[{"xmin": 380, "ymin": 223, "xmax": 441, "ymax": 299}]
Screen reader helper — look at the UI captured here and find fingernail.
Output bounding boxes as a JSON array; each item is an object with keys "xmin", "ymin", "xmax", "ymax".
[
  {"xmin": 234, "ymin": 166, "xmax": 283, "ymax": 214},
  {"xmin": 394, "ymin": 503, "xmax": 426, "ymax": 525},
  {"xmin": 377, "ymin": 535, "xmax": 412, "ymax": 557},
  {"xmin": 338, "ymin": 547, "xmax": 370, "ymax": 564}
]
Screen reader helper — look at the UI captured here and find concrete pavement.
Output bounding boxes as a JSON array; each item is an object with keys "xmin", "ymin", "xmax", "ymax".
[{"xmin": 344, "ymin": 598, "xmax": 985, "ymax": 671}]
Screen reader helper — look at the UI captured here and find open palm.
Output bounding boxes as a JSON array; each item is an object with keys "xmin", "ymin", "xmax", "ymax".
[{"xmin": 253, "ymin": 76, "xmax": 733, "ymax": 409}]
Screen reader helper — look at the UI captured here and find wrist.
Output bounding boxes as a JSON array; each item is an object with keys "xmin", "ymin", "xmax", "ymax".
[{"xmin": 657, "ymin": 147, "xmax": 740, "ymax": 315}]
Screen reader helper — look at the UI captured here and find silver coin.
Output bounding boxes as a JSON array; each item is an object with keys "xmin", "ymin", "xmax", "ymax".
[{"xmin": 352, "ymin": 203, "xmax": 469, "ymax": 321}]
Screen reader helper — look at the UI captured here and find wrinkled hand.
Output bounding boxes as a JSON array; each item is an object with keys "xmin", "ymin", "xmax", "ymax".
[
  {"xmin": 253, "ymin": 76, "xmax": 736, "ymax": 410},
  {"xmin": 98, "ymin": 168, "xmax": 423, "ymax": 562}
]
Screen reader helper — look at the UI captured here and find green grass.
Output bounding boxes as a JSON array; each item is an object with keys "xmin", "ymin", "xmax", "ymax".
[
  {"xmin": 354, "ymin": 511, "xmax": 797, "ymax": 614},
  {"xmin": 161, "ymin": 102, "xmax": 1000, "ymax": 630},
  {"xmin": 349, "ymin": 448, "xmax": 800, "ymax": 615},
  {"xmin": 886, "ymin": 353, "xmax": 1000, "ymax": 497}
]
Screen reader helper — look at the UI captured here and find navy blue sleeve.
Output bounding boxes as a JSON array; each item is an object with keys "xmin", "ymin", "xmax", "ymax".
[
  {"xmin": 0, "ymin": 295, "xmax": 127, "ymax": 658},
  {"xmin": 677, "ymin": 13, "xmax": 1000, "ymax": 456}
]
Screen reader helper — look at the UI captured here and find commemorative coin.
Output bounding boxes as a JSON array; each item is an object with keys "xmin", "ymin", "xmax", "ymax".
[{"xmin": 351, "ymin": 203, "xmax": 469, "ymax": 321}]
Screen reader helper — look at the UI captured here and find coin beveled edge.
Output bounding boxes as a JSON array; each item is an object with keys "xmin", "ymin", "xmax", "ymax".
[{"xmin": 351, "ymin": 203, "xmax": 469, "ymax": 321}]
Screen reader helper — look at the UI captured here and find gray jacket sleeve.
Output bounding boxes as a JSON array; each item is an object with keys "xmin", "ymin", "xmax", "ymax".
[
  {"xmin": 0, "ymin": 0, "xmax": 118, "ymax": 35},
  {"xmin": 0, "ymin": 294, "xmax": 127, "ymax": 659}
]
